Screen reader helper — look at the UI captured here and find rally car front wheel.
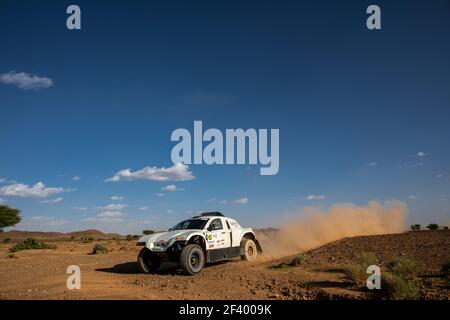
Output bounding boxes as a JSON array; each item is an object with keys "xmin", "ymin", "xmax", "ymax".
[
  {"xmin": 180, "ymin": 244, "xmax": 205, "ymax": 275},
  {"xmin": 241, "ymin": 238, "xmax": 257, "ymax": 261},
  {"xmin": 137, "ymin": 248, "xmax": 161, "ymax": 274}
]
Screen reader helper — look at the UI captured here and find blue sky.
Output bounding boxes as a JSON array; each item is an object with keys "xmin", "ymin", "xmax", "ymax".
[{"xmin": 1, "ymin": 0, "xmax": 449, "ymax": 233}]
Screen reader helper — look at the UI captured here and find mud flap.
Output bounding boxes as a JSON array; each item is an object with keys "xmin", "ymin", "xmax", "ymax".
[{"xmin": 255, "ymin": 240, "xmax": 263, "ymax": 253}]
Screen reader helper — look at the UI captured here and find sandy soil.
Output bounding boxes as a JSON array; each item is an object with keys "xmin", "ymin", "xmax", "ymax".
[{"xmin": 0, "ymin": 230, "xmax": 448, "ymax": 300}]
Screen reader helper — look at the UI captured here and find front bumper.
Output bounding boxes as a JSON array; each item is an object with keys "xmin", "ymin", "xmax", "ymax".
[{"xmin": 138, "ymin": 240, "xmax": 186, "ymax": 262}]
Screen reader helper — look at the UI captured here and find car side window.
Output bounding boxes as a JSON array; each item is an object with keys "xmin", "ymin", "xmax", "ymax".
[{"xmin": 209, "ymin": 218, "xmax": 223, "ymax": 231}]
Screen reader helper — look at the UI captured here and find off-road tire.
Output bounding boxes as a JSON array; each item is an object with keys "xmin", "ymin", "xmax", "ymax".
[
  {"xmin": 180, "ymin": 244, "xmax": 205, "ymax": 275},
  {"xmin": 240, "ymin": 238, "xmax": 257, "ymax": 261},
  {"xmin": 137, "ymin": 248, "xmax": 161, "ymax": 274}
]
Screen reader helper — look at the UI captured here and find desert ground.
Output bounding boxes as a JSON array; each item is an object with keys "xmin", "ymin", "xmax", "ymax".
[{"xmin": 0, "ymin": 230, "xmax": 449, "ymax": 300}]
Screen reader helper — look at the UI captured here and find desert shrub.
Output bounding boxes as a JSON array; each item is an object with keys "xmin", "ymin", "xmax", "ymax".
[
  {"xmin": 9, "ymin": 238, "xmax": 57, "ymax": 253},
  {"xmin": 381, "ymin": 272, "xmax": 418, "ymax": 300},
  {"xmin": 133, "ymin": 235, "xmax": 140, "ymax": 240},
  {"xmin": 270, "ymin": 254, "xmax": 306, "ymax": 269},
  {"xmin": 386, "ymin": 257, "xmax": 417, "ymax": 280},
  {"xmin": 355, "ymin": 252, "xmax": 378, "ymax": 266},
  {"xmin": 426, "ymin": 224, "xmax": 439, "ymax": 230},
  {"xmin": 91, "ymin": 243, "xmax": 108, "ymax": 254},
  {"xmin": 8, "ymin": 253, "xmax": 15, "ymax": 258},
  {"xmin": 126, "ymin": 234, "xmax": 133, "ymax": 241},
  {"xmin": 344, "ymin": 252, "xmax": 379, "ymax": 286},
  {"xmin": 444, "ymin": 226, "xmax": 449, "ymax": 230},
  {"xmin": 3, "ymin": 238, "xmax": 12, "ymax": 243},
  {"xmin": 70, "ymin": 236, "xmax": 76, "ymax": 241},
  {"xmin": 142, "ymin": 230, "xmax": 154, "ymax": 235},
  {"xmin": 410, "ymin": 224, "xmax": 421, "ymax": 231},
  {"xmin": 379, "ymin": 256, "xmax": 419, "ymax": 299},
  {"xmin": 290, "ymin": 255, "xmax": 306, "ymax": 266}
]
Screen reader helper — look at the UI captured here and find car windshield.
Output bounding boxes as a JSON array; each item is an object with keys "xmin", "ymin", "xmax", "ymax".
[{"xmin": 169, "ymin": 219, "xmax": 208, "ymax": 231}]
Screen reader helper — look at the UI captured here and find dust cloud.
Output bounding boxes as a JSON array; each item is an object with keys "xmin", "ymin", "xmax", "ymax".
[{"xmin": 257, "ymin": 200, "xmax": 407, "ymax": 259}]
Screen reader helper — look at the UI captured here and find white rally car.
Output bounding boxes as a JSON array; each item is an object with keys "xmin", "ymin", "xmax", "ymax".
[{"xmin": 136, "ymin": 212, "xmax": 262, "ymax": 275}]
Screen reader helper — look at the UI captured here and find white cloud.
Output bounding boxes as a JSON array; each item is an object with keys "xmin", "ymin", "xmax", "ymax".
[
  {"xmin": 73, "ymin": 206, "xmax": 88, "ymax": 211},
  {"xmin": 0, "ymin": 178, "xmax": 5, "ymax": 183},
  {"xmin": 0, "ymin": 198, "xmax": 5, "ymax": 204},
  {"xmin": 417, "ymin": 152, "xmax": 427, "ymax": 157},
  {"xmin": 404, "ymin": 162, "xmax": 424, "ymax": 169},
  {"xmin": 110, "ymin": 195, "xmax": 124, "ymax": 201},
  {"xmin": 368, "ymin": 161, "xmax": 377, "ymax": 166},
  {"xmin": 206, "ymin": 198, "xmax": 216, "ymax": 202},
  {"xmin": 139, "ymin": 206, "xmax": 149, "ymax": 211},
  {"xmin": 84, "ymin": 216, "xmax": 123, "ymax": 223},
  {"xmin": 96, "ymin": 203, "xmax": 127, "ymax": 211},
  {"xmin": 85, "ymin": 210, "xmax": 125, "ymax": 223},
  {"xmin": 38, "ymin": 197, "xmax": 63, "ymax": 204},
  {"xmin": 106, "ymin": 163, "xmax": 195, "ymax": 182},
  {"xmin": 17, "ymin": 216, "xmax": 68, "ymax": 229},
  {"xmin": 161, "ymin": 184, "xmax": 184, "ymax": 191},
  {"xmin": 156, "ymin": 193, "xmax": 165, "ymax": 197},
  {"xmin": 232, "ymin": 197, "xmax": 249, "ymax": 205},
  {"xmin": 0, "ymin": 71, "xmax": 53, "ymax": 90},
  {"xmin": 306, "ymin": 194, "xmax": 326, "ymax": 201},
  {"xmin": 97, "ymin": 211, "xmax": 124, "ymax": 218},
  {"xmin": 167, "ymin": 209, "xmax": 173, "ymax": 214},
  {"xmin": 219, "ymin": 197, "xmax": 249, "ymax": 205},
  {"xmin": 72, "ymin": 176, "xmax": 80, "ymax": 181},
  {"xmin": 435, "ymin": 174, "xmax": 444, "ymax": 179},
  {"xmin": 408, "ymin": 195, "xmax": 417, "ymax": 200},
  {"xmin": 0, "ymin": 181, "xmax": 71, "ymax": 198}
]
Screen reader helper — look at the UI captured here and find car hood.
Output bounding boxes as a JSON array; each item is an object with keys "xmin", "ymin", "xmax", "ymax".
[{"xmin": 138, "ymin": 229, "xmax": 202, "ymax": 243}]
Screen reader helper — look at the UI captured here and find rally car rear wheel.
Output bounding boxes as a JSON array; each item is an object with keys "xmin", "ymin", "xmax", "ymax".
[
  {"xmin": 180, "ymin": 244, "xmax": 205, "ymax": 275},
  {"xmin": 241, "ymin": 239, "xmax": 257, "ymax": 261},
  {"xmin": 138, "ymin": 248, "xmax": 161, "ymax": 274}
]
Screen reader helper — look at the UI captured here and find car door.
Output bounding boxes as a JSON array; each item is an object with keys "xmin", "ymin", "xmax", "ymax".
[{"xmin": 205, "ymin": 218, "xmax": 231, "ymax": 250}]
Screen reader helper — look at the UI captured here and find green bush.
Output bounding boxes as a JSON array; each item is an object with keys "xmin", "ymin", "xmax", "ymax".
[
  {"xmin": 386, "ymin": 257, "xmax": 417, "ymax": 280},
  {"xmin": 290, "ymin": 255, "xmax": 306, "ymax": 266},
  {"xmin": 91, "ymin": 243, "xmax": 108, "ymax": 254},
  {"xmin": 381, "ymin": 272, "xmax": 418, "ymax": 300},
  {"xmin": 9, "ymin": 238, "xmax": 57, "ymax": 253},
  {"xmin": 3, "ymin": 238, "xmax": 12, "ymax": 243},
  {"xmin": 126, "ymin": 234, "xmax": 133, "ymax": 241},
  {"xmin": 344, "ymin": 252, "xmax": 379, "ymax": 286},
  {"xmin": 343, "ymin": 254, "xmax": 419, "ymax": 299},
  {"xmin": 426, "ymin": 223, "xmax": 439, "ymax": 230},
  {"xmin": 410, "ymin": 224, "xmax": 421, "ymax": 231}
]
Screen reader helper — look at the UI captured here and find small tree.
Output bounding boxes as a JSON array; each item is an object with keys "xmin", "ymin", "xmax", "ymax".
[
  {"xmin": 410, "ymin": 224, "xmax": 421, "ymax": 231},
  {"xmin": 426, "ymin": 224, "xmax": 439, "ymax": 230},
  {"xmin": 0, "ymin": 205, "xmax": 21, "ymax": 231},
  {"xmin": 126, "ymin": 234, "xmax": 133, "ymax": 241},
  {"xmin": 142, "ymin": 229, "xmax": 154, "ymax": 235}
]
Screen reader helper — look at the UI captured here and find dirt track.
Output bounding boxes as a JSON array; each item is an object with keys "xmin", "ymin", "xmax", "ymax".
[{"xmin": 0, "ymin": 230, "xmax": 449, "ymax": 300}]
